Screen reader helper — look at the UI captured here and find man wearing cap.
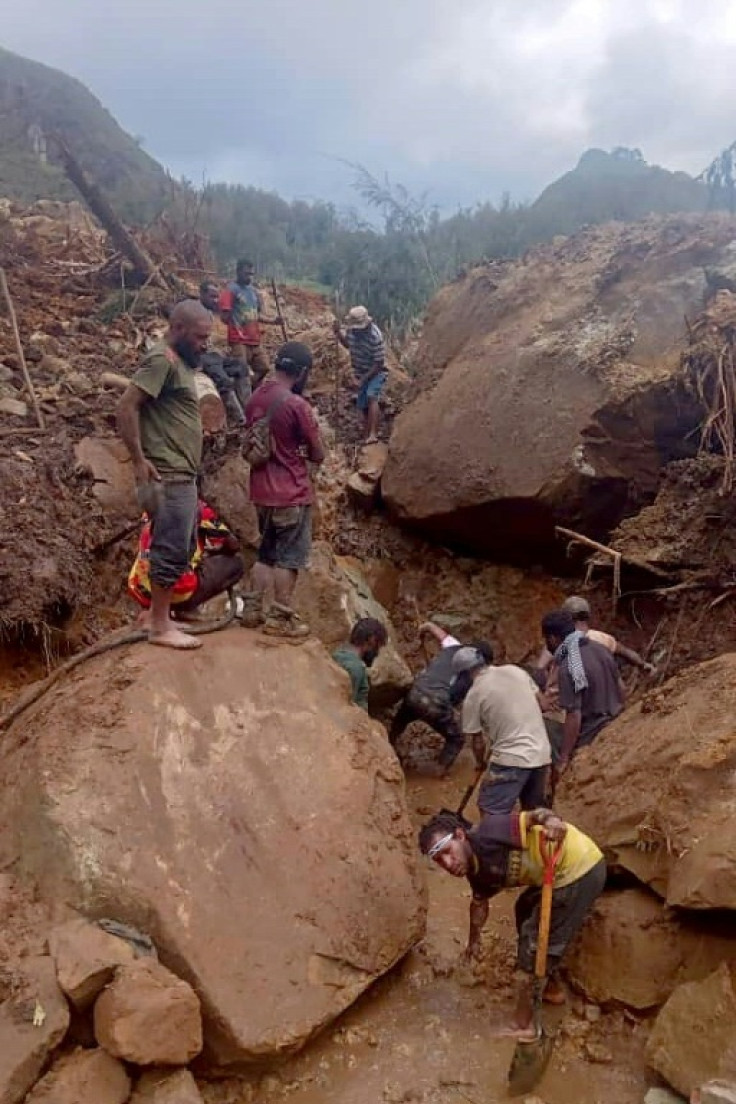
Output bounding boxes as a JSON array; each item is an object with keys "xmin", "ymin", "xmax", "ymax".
[
  {"xmin": 453, "ymin": 647, "xmax": 552, "ymax": 816},
  {"xmin": 541, "ymin": 609, "xmax": 625, "ymax": 780},
  {"xmin": 240, "ymin": 341, "xmax": 325, "ymax": 639},
  {"xmin": 538, "ymin": 595, "xmax": 654, "ymax": 720},
  {"xmin": 334, "ymin": 306, "xmax": 387, "ymax": 443}
]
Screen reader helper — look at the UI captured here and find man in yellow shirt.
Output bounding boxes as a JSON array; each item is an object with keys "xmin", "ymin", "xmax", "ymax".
[{"xmin": 419, "ymin": 808, "xmax": 606, "ymax": 1039}]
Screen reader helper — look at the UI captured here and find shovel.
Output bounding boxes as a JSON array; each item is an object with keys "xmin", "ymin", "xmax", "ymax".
[
  {"xmin": 439, "ymin": 765, "xmax": 485, "ymax": 826},
  {"xmin": 507, "ymin": 838, "xmax": 563, "ymax": 1097}
]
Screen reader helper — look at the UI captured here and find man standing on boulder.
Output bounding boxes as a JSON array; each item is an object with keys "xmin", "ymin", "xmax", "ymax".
[
  {"xmin": 334, "ymin": 305, "xmax": 387, "ymax": 443},
  {"xmin": 541, "ymin": 610, "xmax": 625, "ymax": 779},
  {"xmin": 240, "ymin": 342, "xmax": 324, "ymax": 638},
  {"xmin": 219, "ymin": 260, "xmax": 277, "ymax": 390},
  {"xmin": 117, "ymin": 299, "xmax": 212, "ymax": 650},
  {"xmin": 451, "ymin": 647, "xmax": 551, "ymax": 816}
]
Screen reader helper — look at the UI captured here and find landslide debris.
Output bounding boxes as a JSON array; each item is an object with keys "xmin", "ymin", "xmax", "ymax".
[{"xmin": 383, "ymin": 214, "xmax": 736, "ymax": 556}]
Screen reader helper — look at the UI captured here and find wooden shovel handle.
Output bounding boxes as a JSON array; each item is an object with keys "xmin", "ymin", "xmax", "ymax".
[{"xmin": 534, "ymin": 840, "xmax": 564, "ymax": 981}]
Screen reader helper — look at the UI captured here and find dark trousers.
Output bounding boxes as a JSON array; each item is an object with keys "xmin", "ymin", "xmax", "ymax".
[
  {"xmin": 176, "ymin": 554, "xmax": 245, "ymax": 613},
  {"xmin": 389, "ymin": 685, "xmax": 464, "ymax": 767},
  {"xmin": 477, "ymin": 764, "xmax": 549, "ymax": 816},
  {"xmin": 515, "ymin": 859, "xmax": 607, "ymax": 975},
  {"xmin": 148, "ymin": 480, "xmax": 198, "ymax": 590}
]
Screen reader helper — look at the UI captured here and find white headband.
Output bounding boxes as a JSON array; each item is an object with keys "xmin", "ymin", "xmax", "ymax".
[{"xmin": 427, "ymin": 833, "xmax": 454, "ymax": 860}]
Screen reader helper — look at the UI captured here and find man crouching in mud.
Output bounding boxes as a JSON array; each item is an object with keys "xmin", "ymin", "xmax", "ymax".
[{"xmin": 419, "ymin": 809, "xmax": 606, "ymax": 1039}]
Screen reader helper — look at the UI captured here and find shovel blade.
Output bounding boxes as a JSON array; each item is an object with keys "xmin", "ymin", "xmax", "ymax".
[{"xmin": 507, "ymin": 1030, "xmax": 554, "ymax": 1097}]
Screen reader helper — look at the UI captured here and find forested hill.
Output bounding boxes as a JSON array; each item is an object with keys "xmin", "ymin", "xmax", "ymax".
[
  {"xmin": 0, "ymin": 46, "xmax": 731, "ymax": 333},
  {"xmin": 0, "ymin": 46, "xmax": 171, "ymax": 222}
]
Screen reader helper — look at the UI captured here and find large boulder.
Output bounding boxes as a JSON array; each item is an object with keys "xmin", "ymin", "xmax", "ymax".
[
  {"xmin": 295, "ymin": 541, "xmax": 412, "ymax": 711},
  {"xmin": 646, "ymin": 964, "xmax": 736, "ymax": 1097},
  {"xmin": 558, "ymin": 652, "xmax": 736, "ymax": 909},
  {"xmin": 382, "ymin": 215, "xmax": 736, "ymax": 555},
  {"xmin": 0, "ymin": 630, "xmax": 425, "ymax": 1068},
  {"xmin": 565, "ymin": 889, "xmax": 736, "ymax": 1010}
]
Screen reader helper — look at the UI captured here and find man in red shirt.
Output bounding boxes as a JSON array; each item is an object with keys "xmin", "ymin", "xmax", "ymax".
[
  {"xmin": 241, "ymin": 342, "xmax": 325, "ymax": 638},
  {"xmin": 218, "ymin": 259, "xmax": 277, "ymax": 389}
]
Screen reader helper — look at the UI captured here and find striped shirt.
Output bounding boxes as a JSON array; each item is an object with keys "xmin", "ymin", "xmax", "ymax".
[{"xmin": 346, "ymin": 323, "xmax": 385, "ymax": 378}]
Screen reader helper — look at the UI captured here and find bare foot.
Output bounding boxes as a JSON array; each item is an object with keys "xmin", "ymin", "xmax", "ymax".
[
  {"xmin": 137, "ymin": 610, "xmax": 152, "ymax": 628},
  {"xmin": 148, "ymin": 627, "xmax": 202, "ymax": 650},
  {"xmin": 492, "ymin": 1022, "xmax": 539, "ymax": 1042}
]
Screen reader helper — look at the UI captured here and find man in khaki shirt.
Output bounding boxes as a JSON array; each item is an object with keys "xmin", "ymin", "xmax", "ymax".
[{"xmin": 453, "ymin": 647, "xmax": 551, "ymax": 817}]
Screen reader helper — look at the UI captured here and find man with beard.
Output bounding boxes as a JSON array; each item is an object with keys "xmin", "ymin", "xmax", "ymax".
[
  {"xmin": 332, "ymin": 618, "xmax": 388, "ymax": 709},
  {"xmin": 117, "ymin": 299, "xmax": 212, "ymax": 651}
]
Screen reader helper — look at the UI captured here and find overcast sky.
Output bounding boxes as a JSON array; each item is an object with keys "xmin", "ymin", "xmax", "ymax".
[{"xmin": 4, "ymin": 0, "xmax": 736, "ymax": 212}]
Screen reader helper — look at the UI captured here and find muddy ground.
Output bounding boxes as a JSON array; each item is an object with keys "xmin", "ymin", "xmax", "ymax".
[{"xmin": 202, "ymin": 761, "xmax": 649, "ymax": 1104}]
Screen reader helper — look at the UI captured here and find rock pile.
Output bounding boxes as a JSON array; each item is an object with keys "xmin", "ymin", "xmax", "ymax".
[
  {"xmin": 558, "ymin": 652, "xmax": 736, "ymax": 1094},
  {"xmin": 0, "ymin": 920, "xmax": 206, "ymax": 1104}
]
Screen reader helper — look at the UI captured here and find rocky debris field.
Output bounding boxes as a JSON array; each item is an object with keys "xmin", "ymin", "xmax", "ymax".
[{"xmin": 2, "ymin": 196, "xmax": 736, "ymax": 1103}]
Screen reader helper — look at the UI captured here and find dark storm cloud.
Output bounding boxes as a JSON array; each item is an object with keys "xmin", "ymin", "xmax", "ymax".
[{"xmin": 4, "ymin": 0, "xmax": 736, "ymax": 209}]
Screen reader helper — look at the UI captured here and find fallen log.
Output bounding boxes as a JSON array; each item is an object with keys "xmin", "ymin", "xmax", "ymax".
[{"xmin": 52, "ymin": 137, "xmax": 177, "ymax": 294}]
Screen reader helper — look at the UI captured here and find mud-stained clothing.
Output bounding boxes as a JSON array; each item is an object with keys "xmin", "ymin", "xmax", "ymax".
[{"xmin": 332, "ymin": 646, "xmax": 370, "ymax": 710}]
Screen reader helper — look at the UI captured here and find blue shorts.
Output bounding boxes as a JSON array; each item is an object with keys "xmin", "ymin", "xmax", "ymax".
[{"xmin": 356, "ymin": 372, "xmax": 388, "ymax": 412}]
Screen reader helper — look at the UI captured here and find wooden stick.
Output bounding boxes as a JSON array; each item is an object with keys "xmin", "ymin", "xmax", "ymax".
[
  {"xmin": 0, "ymin": 427, "xmax": 49, "ymax": 438},
  {"xmin": 270, "ymin": 278, "xmax": 289, "ymax": 342},
  {"xmin": 555, "ymin": 526, "xmax": 672, "ymax": 579},
  {"xmin": 333, "ymin": 290, "xmax": 341, "ymax": 446},
  {"xmin": 0, "ymin": 268, "xmax": 45, "ymax": 429}
]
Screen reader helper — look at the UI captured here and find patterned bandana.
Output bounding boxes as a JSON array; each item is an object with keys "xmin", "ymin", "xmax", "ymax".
[{"xmin": 555, "ymin": 629, "xmax": 588, "ymax": 692}]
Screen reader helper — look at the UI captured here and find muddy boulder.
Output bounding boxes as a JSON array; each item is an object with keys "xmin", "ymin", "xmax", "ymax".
[
  {"xmin": 295, "ymin": 541, "xmax": 412, "ymax": 711},
  {"xmin": 565, "ymin": 888, "xmax": 736, "ymax": 1010},
  {"xmin": 381, "ymin": 216, "xmax": 736, "ymax": 555},
  {"xmin": 646, "ymin": 963, "xmax": 736, "ymax": 1097},
  {"xmin": 558, "ymin": 652, "xmax": 736, "ymax": 909},
  {"xmin": 0, "ymin": 629, "xmax": 425, "ymax": 1068}
]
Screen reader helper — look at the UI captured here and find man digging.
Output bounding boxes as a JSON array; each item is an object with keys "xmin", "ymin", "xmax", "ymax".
[
  {"xmin": 117, "ymin": 299, "xmax": 211, "ymax": 650},
  {"xmin": 419, "ymin": 808, "xmax": 606, "ymax": 1038}
]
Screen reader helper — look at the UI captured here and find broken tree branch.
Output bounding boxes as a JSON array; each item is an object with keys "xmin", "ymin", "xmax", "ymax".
[{"xmin": 0, "ymin": 268, "xmax": 45, "ymax": 429}]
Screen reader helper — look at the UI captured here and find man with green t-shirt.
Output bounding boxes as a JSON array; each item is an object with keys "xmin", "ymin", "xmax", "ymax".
[
  {"xmin": 332, "ymin": 618, "xmax": 388, "ymax": 710},
  {"xmin": 117, "ymin": 299, "xmax": 212, "ymax": 651}
]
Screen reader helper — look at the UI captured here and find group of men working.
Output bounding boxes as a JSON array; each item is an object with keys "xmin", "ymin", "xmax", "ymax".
[
  {"xmin": 114, "ymin": 265, "xmax": 649, "ymax": 1045},
  {"xmin": 117, "ymin": 261, "xmax": 388, "ymax": 648},
  {"xmin": 336, "ymin": 593, "xmax": 652, "ymax": 1040},
  {"xmin": 409, "ymin": 597, "xmax": 653, "ymax": 1040}
]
